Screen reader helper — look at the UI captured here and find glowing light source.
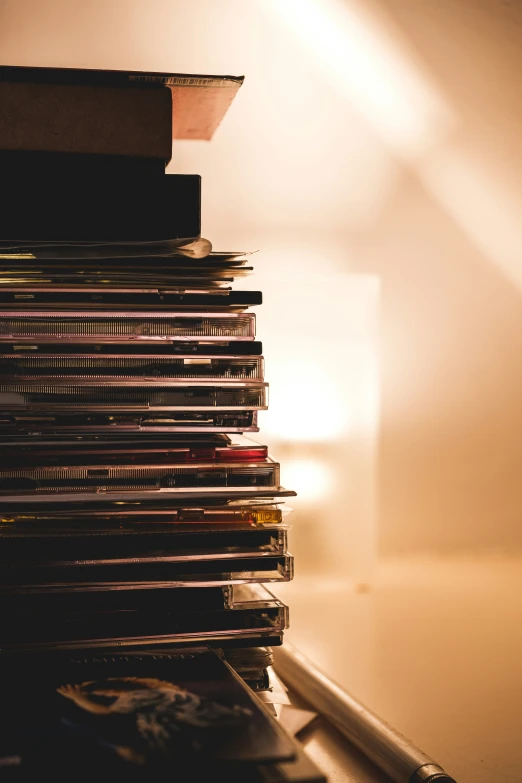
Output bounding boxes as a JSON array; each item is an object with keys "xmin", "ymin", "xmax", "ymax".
[
  {"xmin": 255, "ymin": 270, "xmax": 380, "ymax": 444},
  {"xmin": 263, "ymin": 358, "xmax": 351, "ymax": 442},
  {"xmin": 282, "ymin": 457, "xmax": 333, "ymax": 503}
]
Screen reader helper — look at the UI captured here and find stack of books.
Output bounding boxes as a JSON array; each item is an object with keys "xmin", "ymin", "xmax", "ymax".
[{"xmin": 0, "ymin": 65, "xmax": 324, "ymax": 782}]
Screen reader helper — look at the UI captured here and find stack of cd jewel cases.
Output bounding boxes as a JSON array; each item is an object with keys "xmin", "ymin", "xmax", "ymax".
[
  {"xmin": 0, "ymin": 66, "xmax": 328, "ymax": 783},
  {"xmin": 0, "ymin": 241, "xmax": 296, "ymax": 654},
  {"xmin": 0, "ymin": 66, "xmax": 295, "ymax": 660}
]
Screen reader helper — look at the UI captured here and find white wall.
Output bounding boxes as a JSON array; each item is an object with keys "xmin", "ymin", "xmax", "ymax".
[{"xmin": 2, "ymin": 0, "xmax": 522, "ymax": 557}]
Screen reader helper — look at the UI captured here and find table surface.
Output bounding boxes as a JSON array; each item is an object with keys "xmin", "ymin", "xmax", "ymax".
[
  {"xmin": 285, "ymin": 688, "xmax": 392, "ymax": 783},
  {"xmin": 274, "ymin": 555, "xmax": 522, "ymax": 783}
]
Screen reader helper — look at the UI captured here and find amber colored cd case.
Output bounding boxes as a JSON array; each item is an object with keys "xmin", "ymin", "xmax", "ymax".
[{"xmin": 0, "ymin": 500, "xmax": 284, "ymax": 527}]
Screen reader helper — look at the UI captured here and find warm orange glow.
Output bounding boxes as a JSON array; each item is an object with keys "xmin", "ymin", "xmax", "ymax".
[
  {"xmin": 421, "ymin": 147, "xmax": 522, "ymax": 291},
  {"xmin": 254, "ymin": 268, "xmax": 380, "ymax": 446},
  {"xmin": 263, "ymin": 0, "xmax": 454, "ymax": 159},
  {"xmin": 283, "ymin": 458, "xmax": 333, "ymax": 503}
]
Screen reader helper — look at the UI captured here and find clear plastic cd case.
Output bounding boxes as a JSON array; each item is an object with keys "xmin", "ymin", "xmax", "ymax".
[
  {"xmin": 0, "ymin": 583, "xmax": 289, "ymax": 653},
  {"xmin": 0, "ymin": 352, "xmax": 265, "ymax": 380},
  {"xmin": 0, "ymin": 310, "xmax": 256, "ymax": 340},
  {"xmin": 0, "ymin": 380, "xmax": 268, "ymax": 412}
]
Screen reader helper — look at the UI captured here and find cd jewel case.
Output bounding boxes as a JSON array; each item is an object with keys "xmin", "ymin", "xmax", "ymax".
[
  {"xmin": 0, "ymin": 338, "xmax": 264, "ymax": 354},
  {"xmin": 0, "ymin": 281, "xmax": 259, "ymax": 302},
  {"xmin": 0, "ymin": 434, "xmax": 269, "ymax": 464},
  {"xmin": 0, "ymin": 352, "xmax": 265, "ymax": 380},
  {"xmin": 0, "ymin": 553, "xmax": 294, "ymax": 590},
  {"xmin": 0, "ymin": 583, "xmax": 289, "ymax": 653},
  {"xmin": 0, "ymin": 486, "xmax": 294, "ymax": 504},
  {"xmin": 0, "ymin": 381, "xmax": 268, "ymax": 411},
  {"xmin": 0, "ymin": 410, "xmax": 261, "ymax": 433},
  {"xmin": 0, "ymin": 502, "xmax": 284, "ymax": 526},
  {"xmin": 0, "ymin": 520, "xmax": 293, "ymax": 589},
  {"xmin": 0, "ymin": 310, "xmax": 256, "ymax": 340},
  {"xmin": 0, "ymin": 457, "xmax": 280, "ymax": 492},
  {"xmin": 0, "ymin": 288, "xmax": 262, "ymax": 309},
  {"xmin": 0, "ymin": 522, "xmax": 289, "ymax": 557}
]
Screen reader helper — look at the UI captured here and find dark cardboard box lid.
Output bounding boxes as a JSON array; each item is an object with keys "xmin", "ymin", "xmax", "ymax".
[{"xmin": 0, "ymin": 65, "xmax": 244, "ymax": 140}]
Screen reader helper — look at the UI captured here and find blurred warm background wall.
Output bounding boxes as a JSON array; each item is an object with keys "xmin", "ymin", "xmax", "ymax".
[{"xmin": 2, "ymin": 0, "xmax": 522, "ymax": 558}]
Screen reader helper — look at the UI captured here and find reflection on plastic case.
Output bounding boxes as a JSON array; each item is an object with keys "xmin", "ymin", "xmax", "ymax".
[
  {"xmin": 0, "ymin": 434, "xmax": 268, "ymax": 467},
  {"xmin": 0, "ymin": 459, "xmax": 281, "ymax": 496},
  {"xmin": 0, "ymin": 410, "xmax": 261, "ymax": 433},
  {"xmin": 0, "ymin": 502, "xmax": 284, "ymax": 527},
  {"xmin": 0, "ymin": 583, "xmax": 289, "ymax": 653},
  {"xmin": 0, "ymin": 353, "xmax": 265, "ymax": 381},
  {"xmin": 0, "ymin": 381, "xmax": 268, "ymax": 412},
  {"xmin": 0, "ymin": 310, "xmax": 256, "ymax": 340}
]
